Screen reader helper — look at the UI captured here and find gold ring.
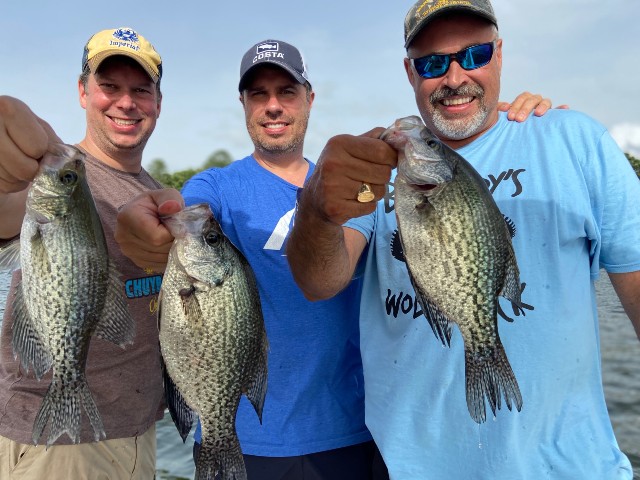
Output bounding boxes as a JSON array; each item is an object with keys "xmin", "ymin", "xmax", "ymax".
[{"xmin": 357, "ymin": 182, "xmax": 375, "ymax": 203}]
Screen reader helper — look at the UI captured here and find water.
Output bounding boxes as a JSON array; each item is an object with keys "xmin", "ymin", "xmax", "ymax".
[{"xmin": 0, "ymin": 271, "xmax": 638, "ymax": 478}]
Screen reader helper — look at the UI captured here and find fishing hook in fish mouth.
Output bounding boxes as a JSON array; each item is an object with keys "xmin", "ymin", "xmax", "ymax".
[{"xmin": 357, "ymin": 182, "xmax": 375, "ymax": 203}]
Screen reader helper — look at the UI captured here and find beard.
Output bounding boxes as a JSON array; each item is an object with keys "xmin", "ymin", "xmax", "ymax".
[
  {"xmin": 247, "ymin": 110, "xmax": 310, "ymax": 155},
  {"xmin": 427, "ymin": 84, "xmax": 490, "ymax": 140}
]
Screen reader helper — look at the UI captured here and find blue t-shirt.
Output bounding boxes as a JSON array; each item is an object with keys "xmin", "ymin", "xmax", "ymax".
[
  {"xmin": 347, "ymin": 110, "xmax": 640, "ymax": 479},
  {"xmin": 182, "ymin": 155, "xmax": 371, "ymax": 456}
]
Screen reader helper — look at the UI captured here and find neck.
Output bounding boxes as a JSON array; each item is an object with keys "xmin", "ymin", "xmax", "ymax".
[
  {"xmin": 78, "ymin": 137, "xmax": 143, "ymax": 173},
  {"xmin": 252, "ymin": 150, "xmax": 309, "ymax": 187}
]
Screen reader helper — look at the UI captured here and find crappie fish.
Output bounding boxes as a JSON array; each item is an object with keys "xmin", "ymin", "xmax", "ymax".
[
  {"xmin": 159, "ymin": 203, "xmax": 268, "ymax": 480},
  {"xmin": 381, "ymin": 116, "xmax": 524, "ymax": 423},
  {"xmin": 0, "ymin": 144, "xmax": 134, "ymax": 445}
]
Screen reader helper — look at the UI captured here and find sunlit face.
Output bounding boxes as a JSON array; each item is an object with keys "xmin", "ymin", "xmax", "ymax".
[
  {"xmin": 240, "ymin": 65, "xmax": 314, "ymax": 157},
  {"xmin": 404, "ymin": 14, "xmax": 502, "ymax": 147},
  {"xmin": 79, "ymin": 57, "xmax": 161, "ymax": 160}
]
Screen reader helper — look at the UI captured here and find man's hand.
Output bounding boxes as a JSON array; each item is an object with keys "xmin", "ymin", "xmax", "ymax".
[
  {"xmin": 498, "ymin": 92, "xmax": 569, "ymax": 122},
  {"xmin": 0, "ymin": 96, "xmax": 60, "ymax": 194},
  {"xmin": 115, "ymin": 188, "xmax": 185, "ymax": 272},
  {"xmin": 302, "ymin": 128, "xmax": 397, "ymax": 226}
]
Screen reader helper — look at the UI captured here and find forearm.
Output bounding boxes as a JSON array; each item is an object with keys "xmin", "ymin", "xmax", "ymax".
[
  {"xmin": 608, "ymin": 271, "xmax": 640, "ymax": 341},
  {"xmin": 287, "ymin": 201, "xmax": 359, "ymax": 301},
  {"xmin": 0, "ymin": 189, "xmax": 27, "ymax": 239}
]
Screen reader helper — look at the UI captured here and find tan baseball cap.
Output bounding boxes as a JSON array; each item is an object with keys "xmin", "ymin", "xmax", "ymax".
[{"xmin": 82, "ymin": 27, "xmax": 162, "ymax": 83}]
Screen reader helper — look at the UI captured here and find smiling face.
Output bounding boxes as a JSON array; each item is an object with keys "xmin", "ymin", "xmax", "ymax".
[
  {"xmin": 79, "ymin": 55, "xmax": 161, "ymax": 170},
  {"xmin": 240, "ymin": 64, "xmax": 314, "ymax": 161},
  {"xmin": 404, "ymin": 13, "xmax": 502, "ymax": 149}
]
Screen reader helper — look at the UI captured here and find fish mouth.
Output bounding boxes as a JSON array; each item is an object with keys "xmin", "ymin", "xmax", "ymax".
[{"xmin": 411, "ymin": 183, "xmax": 437, "ymax": 192}]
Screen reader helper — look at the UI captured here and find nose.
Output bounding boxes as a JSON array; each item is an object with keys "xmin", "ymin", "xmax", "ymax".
[
  {"xmin": 115, "ymin": 92, "xmax": 136, "ymax": 110},
  {"xmin": 265, "ymin": 94, "xmax": 283, "ymax": 117},
  {"xmin": 442, "ymin": 60, "xmax": 467, "ymax": 89}
]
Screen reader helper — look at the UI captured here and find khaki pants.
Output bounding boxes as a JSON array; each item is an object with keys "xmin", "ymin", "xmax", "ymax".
[{"xmin": 0, "ymin": 425, "xmax": 156, "ymax": 480}]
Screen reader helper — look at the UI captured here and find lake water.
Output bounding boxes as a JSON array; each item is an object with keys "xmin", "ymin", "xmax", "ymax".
[{"xmin": 0, "ymin": 270, "xmax": 638, "ymax": 478}]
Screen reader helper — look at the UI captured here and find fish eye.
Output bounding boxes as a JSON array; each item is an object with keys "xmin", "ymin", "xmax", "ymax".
[
  {"xmin": 59, "ymin": 170, "xmax": 78, "ymax": 185},
  {"xmin": 204, "ymin": 231, "xmax": 221, "ymax": 246},
  {"xmin": 426, "ymin": 139, "xmax": 439, "ymax": 149}
]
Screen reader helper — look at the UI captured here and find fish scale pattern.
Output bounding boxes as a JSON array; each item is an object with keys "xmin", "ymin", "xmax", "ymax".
[
  {"xmin": 387, "ymin": 116, "xmax": 523, "ymax": 424},
  {"xmin": 159, "ymin": 205, "xmax": 268, "ymax": 480}
]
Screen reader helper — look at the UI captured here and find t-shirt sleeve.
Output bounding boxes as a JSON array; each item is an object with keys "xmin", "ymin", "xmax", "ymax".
[
  {"xmin": 181, "ymin": 170, "xmax": 223, "ymax": 219},
  {"xmin": 587, "ymin": 130, "xmax": 640, "ymax": 273}
]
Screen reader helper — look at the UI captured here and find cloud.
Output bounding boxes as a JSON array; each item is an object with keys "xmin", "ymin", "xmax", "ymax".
[{"xmin": 610, "ymin": 123, "xmax": 640, "ymax": 158}]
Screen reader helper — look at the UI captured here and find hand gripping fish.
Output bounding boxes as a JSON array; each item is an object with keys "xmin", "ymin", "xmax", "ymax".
[
  {"xmin": 0, "ymin": 144, "xmax": 134, "ymax": 445},
  {"xmin": 159, "ymin": 203, "xmax": 268, "ymax": 480},
  {"xmin": 382, "ymin": 116, "xmax": 525, "ymax": 423}
]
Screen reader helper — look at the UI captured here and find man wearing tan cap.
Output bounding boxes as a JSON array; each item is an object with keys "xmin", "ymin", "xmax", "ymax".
[{"xmin": 0, "ymin": 27, "xmax": 165, "ymax": 479}]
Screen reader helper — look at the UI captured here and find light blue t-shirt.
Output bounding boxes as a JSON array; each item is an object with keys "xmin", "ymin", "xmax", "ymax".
[
  {"xmin": 182, "ymin": 156, "xmax": 371, "ymax": 456},
  {"xmin": 347, "ymin": 110, "xmax": 640, "ymax": 479}
]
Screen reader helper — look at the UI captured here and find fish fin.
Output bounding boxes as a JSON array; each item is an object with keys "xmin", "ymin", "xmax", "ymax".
[
  {"xmin": 93, "ymin": 263, "xmax": 135, "ymax": 347},
  {"xmin": 499, "ymin": 244, "xmax": 526, "ymax": 318},
  {"xmin": 464, "ymin": 339, "xmax": 523, "ymax": 423},
  {"xmin": 409, "ymin": 272, "xmax": 453, "ymax": 346},
  {"xmin": 33, "ymin": 377, "xmax": 105, "ymax": 447},
  {"xmin": 179, "ymin": 285, "xmax": 204, "ymax": 324},
  {"xmin": 161, "ymin": 353, "xmax": 194, "ymax": 442},
  {"xmin": 245, "ymin": 331, "xmax": 269, "ymax": 424},
  {"xmin": 11, "ymin": 283, "xmax": 53, "ymax": 379},
  {"xmin": 197, "ymin": 435, "xmax": 246, "ymax": 480},
  {"xmin": 0, "ymin": 237, "xmax": 21, "ymax": 271}
]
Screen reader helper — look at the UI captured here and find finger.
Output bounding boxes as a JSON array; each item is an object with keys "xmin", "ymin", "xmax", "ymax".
[
  {"xmin": 496, "ymin": 101, "xmax": 511, "ymax": 112},
  {"xmin": 532, "ymin": 97, "xmax": 554, "ymax": 117},
  {"xmin": 148, "ymin": 188, "xmax": 185, "ymax": 211},
  {"xmin": 157, "ymin": 199, "xmax": 183, "ymax": 217},
  {"xmin": 0, "ymin": 96, "xmax": 49, "ymax": 159}
]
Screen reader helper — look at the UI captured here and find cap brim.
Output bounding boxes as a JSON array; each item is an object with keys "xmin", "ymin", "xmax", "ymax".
[
  {"xmin": 87, "ymin": 50, "xmax": 160, "ymax": 83},
  {"xmin": 239, "ymin": 61, "xmax": 308, "ymax": 91}
]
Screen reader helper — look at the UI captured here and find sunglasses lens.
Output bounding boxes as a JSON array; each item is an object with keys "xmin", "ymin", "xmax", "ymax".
[
  {"xmin": 459, "ymin": 43, "xmax": 494, "ymax": 70},
  {"xmin": 413, "ymin": 55, "xmax": 449, "ymax": 79},
  {"xmin": 412, "ymin": 42, "xmax": 494, "ymax": 79}
]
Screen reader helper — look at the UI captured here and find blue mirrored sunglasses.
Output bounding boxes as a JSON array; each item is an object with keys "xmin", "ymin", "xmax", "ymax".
[{"xmin": 410, "ymin": 41, "xmax": 496, "ymax": 79}]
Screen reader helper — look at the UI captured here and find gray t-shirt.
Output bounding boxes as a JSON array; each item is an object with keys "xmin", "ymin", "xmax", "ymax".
[{"xmin": 0, "ymin": 149, "xmax": 165, "ymax": 444}]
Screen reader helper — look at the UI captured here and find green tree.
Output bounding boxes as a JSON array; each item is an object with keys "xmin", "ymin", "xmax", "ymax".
[
  {"xmin": 203, "ymin": 149, "xmax": 233, "ymax": 169},
  {"xmin": 147, "ymin": 158, "xmax": 168, "ymax": 178},
  {"xmin": 626, "ymin": 152, "xmax": 640, "ymax": 179}
]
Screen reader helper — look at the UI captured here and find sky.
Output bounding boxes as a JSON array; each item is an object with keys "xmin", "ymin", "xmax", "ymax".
[{"xmin": 2, "ymin": 0, "xmax": 639, "ymax": 173}]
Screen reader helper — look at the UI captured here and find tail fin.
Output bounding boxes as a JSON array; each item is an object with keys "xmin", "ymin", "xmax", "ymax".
[
  {"xmin": 32, "ymin": 378, "xmax": 105, "ymax": 447},
  {"xmin": 464, "ymin": 339, "xmax": 523, "ymax": 423},
  {"xmin": 196, "ymin": 437, "xmax": 246, "ymax": 480}
]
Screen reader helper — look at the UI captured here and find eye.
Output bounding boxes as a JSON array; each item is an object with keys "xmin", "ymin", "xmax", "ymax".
[
  {"xmin": 427, "ymin": 139, "xmax": 438, "ymax": 148},
  {"xmin": 204, "ymin": 231, "xmax": 221, "ymax": 246},
  {"xmin": 59, "ymin": 170, "xmax": 78, "ymax": 185}
]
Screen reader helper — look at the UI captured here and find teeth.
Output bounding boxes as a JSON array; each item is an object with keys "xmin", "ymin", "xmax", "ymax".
[
  {"xmin": 442, "ymin": 97, "xmax": 473, "ymax": 106},
  {"xmin": 113, "ymin": 118, "xmax": 138, "ymax": 126},
  {"xmin": 265, "ymin": 123, "xmax": 286, "ymax": 129}
]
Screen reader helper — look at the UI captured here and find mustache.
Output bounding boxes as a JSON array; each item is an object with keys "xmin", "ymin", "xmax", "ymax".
[{"xmin": 430, "ymin": 84, "xmax": 484, "ymax": 104}]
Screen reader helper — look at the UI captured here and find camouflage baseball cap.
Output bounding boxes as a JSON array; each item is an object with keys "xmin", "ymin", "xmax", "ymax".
[{"xmin": 404, "ymin": 0, "xmax": 498, "ymax": 48}]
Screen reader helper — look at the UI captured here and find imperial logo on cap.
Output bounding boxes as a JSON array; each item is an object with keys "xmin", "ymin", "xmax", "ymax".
[{"xmin": 82, "ymin": 26, "xmax": 163, "ymax": 83}]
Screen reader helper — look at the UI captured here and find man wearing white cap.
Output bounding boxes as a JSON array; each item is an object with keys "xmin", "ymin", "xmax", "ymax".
[{"xmin": 0, "ymin": 27, "xmax": 165, "ymax": 479}]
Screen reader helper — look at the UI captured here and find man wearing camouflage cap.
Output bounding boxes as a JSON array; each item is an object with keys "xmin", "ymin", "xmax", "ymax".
[{"xmin": 288, "ymin": 0, "xmax": 640, "ymax": 478}]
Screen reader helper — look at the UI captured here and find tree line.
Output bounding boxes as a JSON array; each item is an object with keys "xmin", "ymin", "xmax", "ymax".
[{"xmin": 147, "ymin": 150, "xmax": 640, "ymax": 191}]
